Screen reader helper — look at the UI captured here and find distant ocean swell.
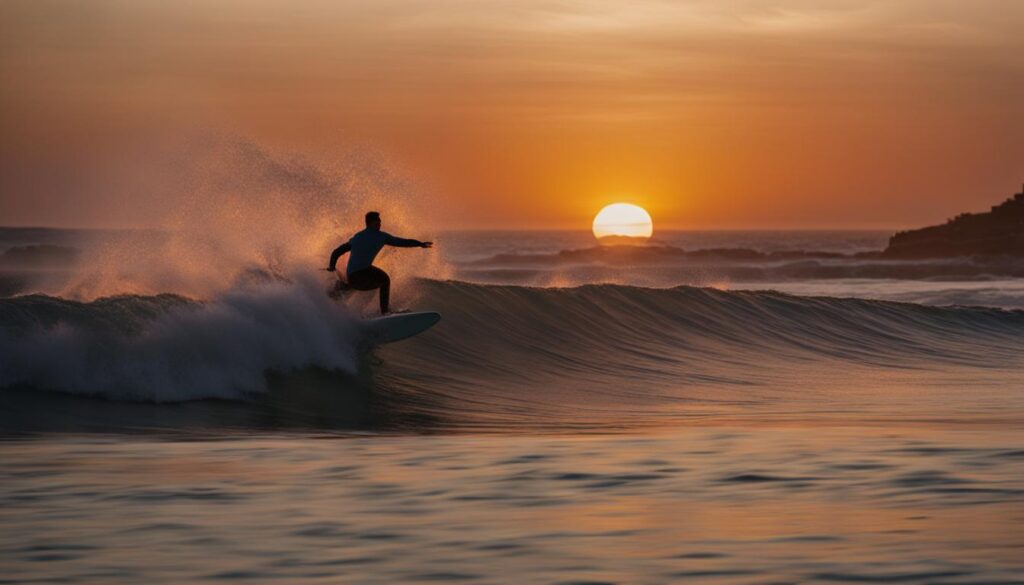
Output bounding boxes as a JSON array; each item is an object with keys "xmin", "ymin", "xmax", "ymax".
[
  {"xmin": 453, "ymin": 245, "xmax": 1024, "ymax": 291},
  {"xmin": 1, "ymin": 279, "xmax": 1022, "ymax": 417}
]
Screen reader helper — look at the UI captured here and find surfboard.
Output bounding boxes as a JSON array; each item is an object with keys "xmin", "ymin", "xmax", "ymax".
[{"xmin": 362, "ymin": 311, "xmax": 441, "ymax": 344}]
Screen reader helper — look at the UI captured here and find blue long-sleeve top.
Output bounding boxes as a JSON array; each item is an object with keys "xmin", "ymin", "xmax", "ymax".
[{"xmin": 328, "ymin": 228, "xmax": 425, "ymax": 275}]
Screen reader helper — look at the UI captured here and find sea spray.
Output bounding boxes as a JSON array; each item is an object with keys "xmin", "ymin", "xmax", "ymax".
[{"xmin": 47, "ymin": 135, "xmax": 451, "ymax": 301}]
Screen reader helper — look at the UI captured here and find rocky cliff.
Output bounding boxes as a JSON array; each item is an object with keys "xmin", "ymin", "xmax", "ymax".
[{"xmin": 884, "ymin": 185, "xmax": 1024, "ymax": 258}]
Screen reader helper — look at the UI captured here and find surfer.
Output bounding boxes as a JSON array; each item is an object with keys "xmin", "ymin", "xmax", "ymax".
[{"xmin": 326, "ymin": 211, "xmax": 433, "ymax": 315}]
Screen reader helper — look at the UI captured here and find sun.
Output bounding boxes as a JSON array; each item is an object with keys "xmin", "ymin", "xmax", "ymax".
[{"xmin": 592, "ymin": 203, "xmax": 653, "ymax": 240}]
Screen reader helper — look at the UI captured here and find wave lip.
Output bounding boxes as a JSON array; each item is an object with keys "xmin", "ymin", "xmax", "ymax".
[{"xmin": 413, "ymin": 279, "xmax": 1024, "ymax": 371}]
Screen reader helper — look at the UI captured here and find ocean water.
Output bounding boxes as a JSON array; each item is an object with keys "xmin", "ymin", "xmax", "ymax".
[
  {"xmin": 2, "ymin": 228, "xmax": 1023, "ymax": 584},
  {"xmin": 3, "ymin": 429, "xmax": 1023, "ymax": 584}
]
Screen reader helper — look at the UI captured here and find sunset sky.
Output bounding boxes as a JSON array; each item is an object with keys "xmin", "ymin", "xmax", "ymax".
[{"xmin": 2, "ymin": 0, "xmax": 1022, "ymax": 229}]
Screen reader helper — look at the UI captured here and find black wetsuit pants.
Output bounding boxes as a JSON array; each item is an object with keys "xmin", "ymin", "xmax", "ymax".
[{"xmin": 347, "ymin": 266, "xmax": 390, "ymax": 314}]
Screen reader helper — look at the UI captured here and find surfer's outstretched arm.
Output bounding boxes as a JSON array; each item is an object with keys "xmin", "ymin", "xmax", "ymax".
[
  {"xmin": 327, "ymin": 242, "xmax": 352, "ymax": 271},
  {"xmin": 384, "ymin": 234, "xmax": 433, "ymax": 248}
]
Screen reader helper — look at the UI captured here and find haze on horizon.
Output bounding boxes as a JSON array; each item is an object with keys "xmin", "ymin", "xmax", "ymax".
[{"xmin": 1, "ymin": 0, "xmax": 1022, "ymax": 230}]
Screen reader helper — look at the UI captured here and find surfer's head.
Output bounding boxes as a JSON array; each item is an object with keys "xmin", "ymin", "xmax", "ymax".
[{"xmin": 365, "ymin": 211, "xmax": 381, "ymax": 230}]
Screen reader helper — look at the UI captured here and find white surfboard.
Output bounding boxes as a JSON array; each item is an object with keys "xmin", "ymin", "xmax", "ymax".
[{"xmin": 362, "ymin": 311, "xmax": 441, "ymax": 344}]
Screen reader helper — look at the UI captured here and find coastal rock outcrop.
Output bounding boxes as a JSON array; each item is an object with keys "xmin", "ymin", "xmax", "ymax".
[{"xmin": 884, "ymin": 185, "xmax": 1024, "ymax": 258}]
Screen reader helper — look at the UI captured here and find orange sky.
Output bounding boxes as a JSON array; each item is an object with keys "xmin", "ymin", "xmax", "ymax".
[{"xmin": 1, "ymin": 0, "xmax": 1022, "ymax": 229}]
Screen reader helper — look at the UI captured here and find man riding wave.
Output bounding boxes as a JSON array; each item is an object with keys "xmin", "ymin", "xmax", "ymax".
[{"xmin": 326, "ymin": 211, "xmax": 433, "ymax": 315}]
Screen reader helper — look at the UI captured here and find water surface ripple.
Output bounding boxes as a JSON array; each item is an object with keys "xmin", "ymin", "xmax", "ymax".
[{"xmin": 2, "ymin": 427, "xmax": 1022, "ymax": 584}]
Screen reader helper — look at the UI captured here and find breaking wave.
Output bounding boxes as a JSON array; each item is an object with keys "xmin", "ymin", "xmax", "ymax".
[
  {"xmin": 0, "ymin": 276, "xmax": 361, "ymax": 401},
  {"xmin": 1, "ymin": 278, "xmax": 1022, "ymax": 433}
]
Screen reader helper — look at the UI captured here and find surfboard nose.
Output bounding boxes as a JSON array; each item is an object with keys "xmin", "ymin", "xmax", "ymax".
[{"xmin": 362, "ymin": 311, "xmax": 442, "ymax": 344}]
